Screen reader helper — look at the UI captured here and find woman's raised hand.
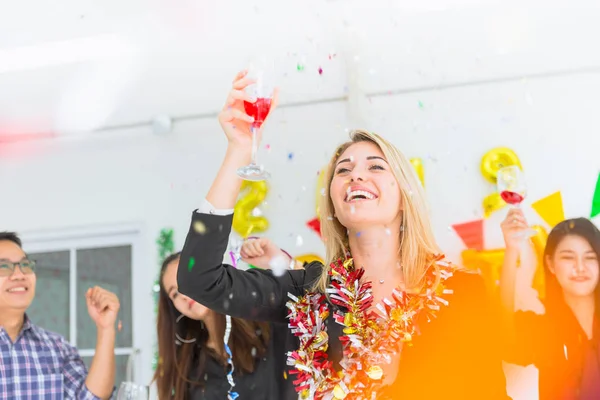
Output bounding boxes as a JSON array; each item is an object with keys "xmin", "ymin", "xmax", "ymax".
[{"xmin": 218, "ymin": 70, "xmax": 279, "ymax": 152}]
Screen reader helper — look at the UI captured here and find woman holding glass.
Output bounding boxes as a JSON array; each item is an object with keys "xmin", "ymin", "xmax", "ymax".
[
  {"xmin": 500, "ymin": 212, "xmax": 600, "ymax": 399},
  {"xmin": 177, "ymin": 69, "xmax": 508, "ymax": 399},
  {"xmin": 153, "ymin": 251, "xmax": 293, "ymax": 400}
]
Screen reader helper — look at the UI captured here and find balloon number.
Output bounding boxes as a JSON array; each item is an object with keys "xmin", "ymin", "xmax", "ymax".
[
  {"xmin": 232, "ymin": 181, "xmax": 269, "ymax": 238},
  {"xmin": 480, "ymin": 147, "xmax": 522, "ymax": 183},
  {"xmin": 316, "ymin": 169, "xmax": 326, "ymax": 218},
  {"xmin": 480, "ymin": 147, "xmax": 522, "ymax": 217},
  {"xmin": 294, "ymin": 253, "xmax": 324, "ymax": 265},
  {"xmin": 410, "ymin": 158, "xmax": 425, "ymax": 188}
]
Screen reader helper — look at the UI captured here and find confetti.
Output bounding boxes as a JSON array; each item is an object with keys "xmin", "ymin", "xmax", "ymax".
[
  {"xmin": 193, "ymin": 221, "xmax": 207, "ymax": 234},
  {"xmin": 418, "ymin": 100, "xmax": 424, "ymax": 109},
  {"xmin": 296, "ymin": 235, "xmax": 304, "ymax": 247},
  {"xmin": 288, "ymin": 152, "xmax": 294, "ymax": 160},
  {"xmin": 297, "ymin": 63, "xmax": 305, "ymax": 71},
  {"xmin": 229, "ymin": 251, "xmax": 238, "ymax": 268},
  {"xmin": 269, "ymin": 254, "xmax": 289, "ymax": 277},
  {"xmin": 117, "ymin": 320, "xmax": 122, "ymax": 332},
  {"xmin": 187, "ymin": 257, "xmax": 195, "ymax": 272},
  {"xmin": 318, "ymin": 67, "xmax": 323, "ymax": 75},
  {"xmin": 385, "ymin": 228, "xmax": 391, "ymax": 235}
]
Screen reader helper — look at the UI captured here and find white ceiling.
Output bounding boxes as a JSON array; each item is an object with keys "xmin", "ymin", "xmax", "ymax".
[{"xmin": 0, "ymin": 0, "xmax": 598, "ymax": 137}]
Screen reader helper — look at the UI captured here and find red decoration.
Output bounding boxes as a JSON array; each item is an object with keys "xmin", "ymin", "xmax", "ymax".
[
  {"xmin": 286, "ymin": 256, "xmax": 455, "ymax": 399},
  {"xmin": 452, "ymin": 219, "xmax": 484, "ymax": 251},
  {"xmin": 306, "ymin": 217, "xmax": 321, "ymax": 237}
]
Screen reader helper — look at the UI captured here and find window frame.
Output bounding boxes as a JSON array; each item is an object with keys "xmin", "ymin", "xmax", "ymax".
[{"xmin": 20, "ymin": 222, "xmax": 147, "ymax": 383}]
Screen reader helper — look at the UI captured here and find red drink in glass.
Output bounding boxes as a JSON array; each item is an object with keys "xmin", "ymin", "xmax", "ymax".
[
  {"xmin": 244, "ymin": 98, "xmax": 272, "ymax": 129},
  {"xmin": 500, "ymin": 190, "xmax": 524, "ymax": 205}
]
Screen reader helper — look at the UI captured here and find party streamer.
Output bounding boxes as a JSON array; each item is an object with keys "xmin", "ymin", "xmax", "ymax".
[{"xmin": 224, "ymin": 315, "xmax": 239, "ymax": 399}]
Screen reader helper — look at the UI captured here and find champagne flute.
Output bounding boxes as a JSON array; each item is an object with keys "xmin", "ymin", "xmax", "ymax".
[
  {"xmin": 497, "ymin": 166, "xmax": 537, "ymax": 238},
  {"xmin": 116, "ymin": 382, "xmax": 149, "ymax": 400},
  {"xmin": 236, "ymin": 58, "xmax": 275, "ymax": 181}
]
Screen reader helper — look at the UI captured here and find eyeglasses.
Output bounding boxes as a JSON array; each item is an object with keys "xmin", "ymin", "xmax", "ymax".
[{"xmin": 0, "ymin": 259, "xmax": 36, "ymax": 277}]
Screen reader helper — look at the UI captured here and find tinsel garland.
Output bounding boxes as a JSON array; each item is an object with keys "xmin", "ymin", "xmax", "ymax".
[
  {"xmin": 286, "ymin": 255, "xmax": 455, "ymax": 399},
  {"xmin": 152, "ymin": 228, "xmax": 175, "ymax": 371}
]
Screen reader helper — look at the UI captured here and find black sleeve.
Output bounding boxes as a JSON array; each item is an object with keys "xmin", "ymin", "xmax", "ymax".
[
  {"xmin": 177, "ymin": 211, "xmax": 323, "ymax": 323},
  {"xmin": 504, "ymin": 310, "xmax": 546, "ymax": 366}
]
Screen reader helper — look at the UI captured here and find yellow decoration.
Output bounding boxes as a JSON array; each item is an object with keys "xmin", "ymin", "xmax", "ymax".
[
  {"xmin": 409, "ymin": 157, "xmax": 425, "ymax": 187},
  {"xmin": 482, "ymin": 192, "xmax": 507, "ymax": 218},
  {"xmin": 294, "ymin": 254, "xmax": 324, "ymax": 265},
  {"xmin": 532, "ymin": 191, "xmax": 565, "ymax": 228},
  {"xmin": 232, "ymin": 181, "xmax": 269, "ymax": 237},
  {"xmin": 333, "ymin": 385, "xmax": 347, "ymax": 399},
  {"xmin": 366, "ymin": 366, "xmax": 383, "ymax": 380},
  {"xmin": 480, "ymin": 147, "xmax": 522, "ymax": 183},
  {"xmin": 530, "ymin": 225, "xmax": 548, "ymax": 299},
  {"xmin": 462, "ymin": 248, "xmax": 508, "ymax": 295},
  {"xmin": 461, "ymin": 225, "xmax": 548, "ymax": 297},
  {"xmin": 316, "ymin": 168, "xmax": 327, "ymax": 217}
]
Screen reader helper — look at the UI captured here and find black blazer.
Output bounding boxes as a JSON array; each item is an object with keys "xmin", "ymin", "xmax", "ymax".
[
  {"xmin": 178, "ymin": 211, "xmax": 510, "ymax": 400},
  {"xmin": 185, "ymin": 325, "xmax": 285, "ymax": 400},
  {"xmin": 506, "ymin": 306, "xmax": 600, "ymax": 400}
]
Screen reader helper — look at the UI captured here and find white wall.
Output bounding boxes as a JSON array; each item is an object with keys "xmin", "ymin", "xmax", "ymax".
[{"xmin": 2, "ymin": 0, "xmax": 600, "ymax": 398}]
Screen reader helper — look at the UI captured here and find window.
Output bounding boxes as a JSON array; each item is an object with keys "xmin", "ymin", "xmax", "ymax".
[{"xmin": 22, "ymin": 225, "xmax": 144, "ymax": 388}]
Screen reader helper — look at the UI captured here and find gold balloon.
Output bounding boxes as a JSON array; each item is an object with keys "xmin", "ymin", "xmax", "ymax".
[
  {"xmin": 530, "ymin": 225, "xmax": 548, "ymax": 299},
  {"xmin": 482, "ymin": 192, "xmax": 507, "ymax": 218},
  {"xmin": 315, "ymin": 168, "xmax": 327, "ymax": 217},
  {"xmin": 294, "ymin": 253, "xmax": 325, "ymax": 265},
  {"xmin": 410, "ymin": 157, "xmax": 425, "ymax": 187},
  {"xmin": 480, "ymin": 147, "xmax": 522, "ymax": 183},
  {"xmin": 232, "ymin": 181, "xmax": 269, "ymax": 238}
]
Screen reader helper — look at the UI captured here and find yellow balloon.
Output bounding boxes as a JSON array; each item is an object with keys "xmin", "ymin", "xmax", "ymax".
[
  {"xmin": 530, "ymin": 225, "xmax": 548, "ymax": 299},
  {"xmin": 482, "ymin": 192, "xmax": 507, "ymax": 218},
  {"xmin": 480, "ymin": 147, "xmax": 522, "ymax": 183},
  {"xmin": 232, "ymin": 181, "xmax": 269, "ymax": 238},
  {"xmin": 294, "ymin": 253, "xmax": 325, "ymax": 265},
  {"xmin": 315, "ymin": 168, "xmax": 327, "ymax": 217},
  {"xmin": 409, "ymin": 158, "xmax": 425, "ymax": 188}
]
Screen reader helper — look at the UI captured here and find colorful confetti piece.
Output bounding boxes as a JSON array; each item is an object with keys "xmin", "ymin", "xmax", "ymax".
[{"xmin": 188, "ymin": 257, "xmax": 195, "ymax": 272}]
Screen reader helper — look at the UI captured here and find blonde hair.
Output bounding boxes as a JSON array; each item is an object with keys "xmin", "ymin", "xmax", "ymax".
[{"xmin": 316, "ymin": 129, "xmax": 441, "ymax": 293}]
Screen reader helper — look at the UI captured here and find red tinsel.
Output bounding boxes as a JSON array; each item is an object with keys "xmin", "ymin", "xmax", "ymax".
[{"xmin": 286, "ymin": 255, "xmax": 455, "ymax": 399}]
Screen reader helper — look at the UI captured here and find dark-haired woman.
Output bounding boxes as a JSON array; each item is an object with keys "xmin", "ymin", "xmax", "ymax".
[
  {"xmin": 500, "ymin": 211, "xmax": 600, "ymax": 399},
  {"xmin": 152, "ymin": 252, "xmax": 292, "ymax": 400}
]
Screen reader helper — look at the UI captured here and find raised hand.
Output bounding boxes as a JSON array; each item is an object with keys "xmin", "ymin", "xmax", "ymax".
[
  {"xmin": 240, "ymin": 237, "xmax": 291, "ymax": 270},
  {"xmin": 86, "ymin": 286, "xmax": 120, "ymax": 331},
  {"xmin": 218, "ymin": 70, "xmax": 279, "ymax": 151},
  {"xmin": 500, "ymin": 208, "xmax": 529, "ymax": 250}
]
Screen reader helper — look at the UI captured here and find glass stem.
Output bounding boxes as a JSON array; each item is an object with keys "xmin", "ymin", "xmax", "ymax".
[{"xmin": 250, "ymin": 125, "xmax": 258, "ymax": 166}]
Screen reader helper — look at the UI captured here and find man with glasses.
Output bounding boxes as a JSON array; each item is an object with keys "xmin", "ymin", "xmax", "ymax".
[{"xmin": 0, "ymin": 231, "xmax": 120, "ymax": 399}]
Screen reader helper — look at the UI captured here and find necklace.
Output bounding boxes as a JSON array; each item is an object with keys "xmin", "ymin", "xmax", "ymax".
[{"xmin": 286, "ymin": 255, "xmax": 455, "ymax": 399}]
